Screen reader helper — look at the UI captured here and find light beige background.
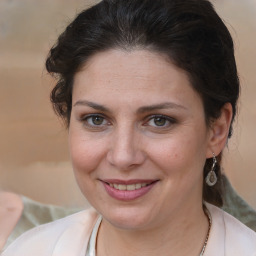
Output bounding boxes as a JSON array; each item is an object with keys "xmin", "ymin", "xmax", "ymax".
[{"xmin": 0, "ymin": 0, "xmax": 255, "ymax": 209}]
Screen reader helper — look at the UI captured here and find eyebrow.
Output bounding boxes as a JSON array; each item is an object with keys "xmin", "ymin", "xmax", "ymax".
[
  {"xmin": 73, "ymin": 100, "xmax": 110, "ymax": 112},
  {"xmin": 74, "ymin": 100, "xmax": 187, "ymax": 114},
  {"xmin": 137, "ymin": 102, "xmax": 187, "ymax": 114}
]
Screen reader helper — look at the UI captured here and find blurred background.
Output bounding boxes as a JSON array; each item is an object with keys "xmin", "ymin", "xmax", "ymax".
[{"xmin": 0, "ymin": 0, "xmax": 255, "ymax": 209}]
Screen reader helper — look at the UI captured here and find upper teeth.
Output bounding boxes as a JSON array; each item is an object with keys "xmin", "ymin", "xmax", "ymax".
[{"xmin": 109, "ymin": 183, "xmax": 148, "ymax": 191}]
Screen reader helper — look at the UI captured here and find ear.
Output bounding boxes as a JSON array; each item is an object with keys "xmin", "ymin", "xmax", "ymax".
[{"xmin": 206, "ymin": 103, "xmax": 233, "ymax": 158}]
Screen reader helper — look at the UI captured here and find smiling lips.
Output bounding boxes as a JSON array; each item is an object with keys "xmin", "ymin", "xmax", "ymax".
[
  {"xmin": 102, "ymin": 180, "xmax": 158, "ymax": 201},
  {"xmin": 110, "ymin": 183, "xmax": 148, "ymax": 191}
]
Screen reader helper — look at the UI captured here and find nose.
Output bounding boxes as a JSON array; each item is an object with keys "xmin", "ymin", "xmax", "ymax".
[{"xmin": 106, "ymin": 126, "xmax": 146, "ymax": 170}]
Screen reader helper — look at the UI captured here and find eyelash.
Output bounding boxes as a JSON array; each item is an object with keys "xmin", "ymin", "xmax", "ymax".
[
  {"xmin": 80, "ymin": 114, "xmax": 110, "ymax": 129},
  {"xmin": 144, "ymin": 115, "xmax": 176, "ymax": 129},
  {"xmin": 79, "ymin": 114, "xmax": 176, "ymax": 130}
]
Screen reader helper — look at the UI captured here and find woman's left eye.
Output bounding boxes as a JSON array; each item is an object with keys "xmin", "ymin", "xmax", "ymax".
[{"xmin": 146, "ymin": 115, "xmax": 175, "ymax": 128}]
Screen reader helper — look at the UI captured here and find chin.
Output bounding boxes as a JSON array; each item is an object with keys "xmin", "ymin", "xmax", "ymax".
[{"xmin": 101, "ymin": 205, "xmax": 154, "ymax": 230}]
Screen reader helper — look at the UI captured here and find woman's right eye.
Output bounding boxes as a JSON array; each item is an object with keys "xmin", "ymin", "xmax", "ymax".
[{"xmin": 81, "ymin": 114, "xmax": 109, "ymax": 128}]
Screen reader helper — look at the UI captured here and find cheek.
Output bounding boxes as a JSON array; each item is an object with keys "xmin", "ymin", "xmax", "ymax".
[
  {"xmin": 149, "ymin": 142, "xmax": 187, "ymax": 173},
  {"xmin": 147, "ymin": 132, "xmax": 207, "ymax": 177},
  {"xmin": 68, "ymin": 130, "xmax": 106, "ymax": 176}
]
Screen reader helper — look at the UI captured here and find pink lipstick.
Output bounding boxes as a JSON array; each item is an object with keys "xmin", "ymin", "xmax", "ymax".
[{"xmin": 101, "ymin": 179, "xmax": 158, "ymax": 201}]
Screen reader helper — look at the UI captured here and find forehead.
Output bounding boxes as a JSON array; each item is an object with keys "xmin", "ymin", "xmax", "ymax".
[
  {"xmin": 75, "ymin": 49, "xmax": 190, "ymax": 89},
  {"xmin": 81, "ymin": 49, "xmax": 173, "ymax": 75},
  {"xmin": 72, "ymin": 49, "xmax": 202, "ymax": 110}
]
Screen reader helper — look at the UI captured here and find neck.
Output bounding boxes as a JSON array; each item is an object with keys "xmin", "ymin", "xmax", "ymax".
[{"xmin": 97, "ymin": 203, "xmax": 209, "ymax": 256}]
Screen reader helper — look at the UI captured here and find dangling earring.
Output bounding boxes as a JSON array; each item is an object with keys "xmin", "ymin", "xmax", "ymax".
[{"xmin": 205, "ymin": 152, "xmax": 218, "ymax": 186}]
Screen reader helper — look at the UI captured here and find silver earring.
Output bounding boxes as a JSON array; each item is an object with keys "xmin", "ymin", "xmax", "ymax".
[{"xmin": 205, "ymin": 153, "xmax": 217, "ymax": 186}]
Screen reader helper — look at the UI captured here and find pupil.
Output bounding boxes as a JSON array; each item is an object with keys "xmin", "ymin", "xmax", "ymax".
[
  {"xmin": 154, "ymin": 117, "xmax": 166, "ymax": 126},
  {"xmin": 92, "ymin": 116, "xmax": 103, "ymax": 125}
]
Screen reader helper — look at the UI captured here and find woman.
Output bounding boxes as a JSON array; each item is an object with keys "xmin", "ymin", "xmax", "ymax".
[{"xmin": 2, "ymin": 0, "xmax": 256, "ymax": 255}]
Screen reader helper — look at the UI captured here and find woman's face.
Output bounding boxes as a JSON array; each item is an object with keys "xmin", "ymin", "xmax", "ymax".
[{"xmin": 69, "ymin": 49, "xmax": 213, "ymax": 230}]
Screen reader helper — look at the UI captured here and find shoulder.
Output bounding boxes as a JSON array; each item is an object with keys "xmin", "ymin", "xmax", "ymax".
[
  {"xmin": 1, "ymin": 208, "xmax": 99, "ymax": 256},
  {"xmin": 222, "ymin": 175, "xmax": 256, "ymax": 232},
  {"xmin": 5, "ymin": 196, "xmax": 83, "ymax": 248},
  {"xmin": 207, "ymin": 203, "xmax": 256, "ymax": 255},
  {"xmin": 0, "ymin": 192, "xmax": 23, "ymax": 251},
  {"xmin": 222, "ymin": 207, "xmax": 256, "ymax": 254}
]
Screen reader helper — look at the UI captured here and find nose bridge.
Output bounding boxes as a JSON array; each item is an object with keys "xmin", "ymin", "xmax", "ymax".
[{"xmin": 107, "ymin": 123, "xmax": 145, "ymax": 169}]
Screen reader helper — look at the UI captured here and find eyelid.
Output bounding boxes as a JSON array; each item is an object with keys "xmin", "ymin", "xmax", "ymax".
[
  {"xmin": 79, "ymin": 113, "xmax": 111, "ymax": 128},
  {"xmin": 145, "ymin": 114, "xmax": 176, "ymax": 121},
  {"xmin": 144, "ymin": 114, "xmax": 177, "ymax": 127},
  {"xmin": 80, "ymin": 113, "xmax": 105, "ymax": 121}
]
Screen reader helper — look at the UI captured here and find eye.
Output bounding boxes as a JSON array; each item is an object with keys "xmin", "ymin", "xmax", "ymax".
[
  {"xmin": 151, "ymin": 116, "xmax": 167, "ymax": 126},
  {"xmin": 88, "ymin": 115, "xmax": 105, "ymax": 125},
  {"xmin": 146, "ymin": 115, "xmax": 176, "ymax": 128},
  {"xmin": 81, "ymin": 114, "xmax": 109, "ymax": 128}
]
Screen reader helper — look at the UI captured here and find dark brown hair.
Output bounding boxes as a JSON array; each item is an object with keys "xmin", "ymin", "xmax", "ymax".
[{"xmin": 46, "ymin": 0, "xmax": 240, "ymax": 206}]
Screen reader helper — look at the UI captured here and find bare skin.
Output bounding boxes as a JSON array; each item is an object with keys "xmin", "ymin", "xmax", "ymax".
[
  {"xmin": 97, "ymin": 205, "xmax": 209, "ymax": 256},
  {"xmin": 69, "ymin": 49, "xmax": 232, "ymax": 256}
]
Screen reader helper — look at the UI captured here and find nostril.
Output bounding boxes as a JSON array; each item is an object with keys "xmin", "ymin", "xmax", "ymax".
[{"xmin": 106, "ymin": 133, "xmax": 146, "ymax": 170}]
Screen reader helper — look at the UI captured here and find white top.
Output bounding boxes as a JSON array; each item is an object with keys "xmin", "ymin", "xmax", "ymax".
[
  {"xmin": 1, "ymin": 204, "xmax": 256, "ymax": 256},
  {"xmin": 86, "ymin": 216, "xmax": 102, "ymax": 256}
]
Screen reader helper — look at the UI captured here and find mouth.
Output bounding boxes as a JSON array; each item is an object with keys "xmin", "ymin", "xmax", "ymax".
[
  {"xmin": 101, "ymin": 179, "xmax": 159, "ymax": 201},
  {"xmin": 106, "ymin": 182, "xmax": 155, "ymax": 191}
]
